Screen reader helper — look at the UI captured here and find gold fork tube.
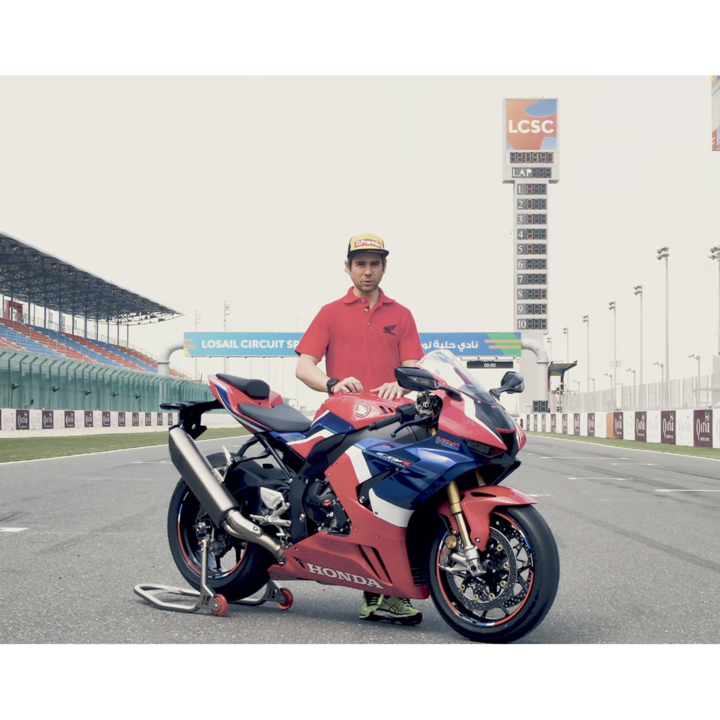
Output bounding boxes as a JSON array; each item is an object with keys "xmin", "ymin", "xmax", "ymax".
[{"xmin": 447, "ymin": 480, "xmax": 472, "ymax": 549}]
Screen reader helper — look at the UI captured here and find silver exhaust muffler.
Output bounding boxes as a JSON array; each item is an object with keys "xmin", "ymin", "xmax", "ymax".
[{"xmin": 168, "ymin": 427, "xmax": 286, "ymax": 565}]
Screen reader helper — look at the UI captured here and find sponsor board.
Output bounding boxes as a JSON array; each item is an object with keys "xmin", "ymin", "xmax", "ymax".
[
  {"xmin": 613, "ymin": 412, "xmax": 624, "ymax": 440},
  {"xmin": 505, "ymin": 99, "xmax": 558, "ymax": 150},
  {"xmin": 635, "ymin": 412, "xmax": 647, "ymax": 442},
  {"xmin": 102, "ymin": 412, "xmax": 111, "ymax": 428},
  {"xmin": 623, "ymin": 412, "xmax": 635, "ymax": 441},
  {"xmin": 64, "ymin": 410, "xmax": 75, "ymax": 429},
  {"xmin": 661, "ymin": 411, "xmax": 676, "ymax": 445},
  {"xmin": 85, "ymin": 411, "xmax": 94, "ymax": 428},
  {"xmin": 118, "ymin": 412, "xmax": 126, "ymax": 427},
  {"xmin": 541, "ymin": 414, "xmax": 546, "ymax": 432},
  {"xmin": 588, "ymin": 413, "xmax": 595, "ymax": 437},
  {"xmin": 42, "ymin": 410, "xmax": 54, "ymax": 429},
  {"xmin": 562, "ymin": 414, "xmax": 568, "ymax": 434},
  {"xmin": 693, "ymin": 410, "xmax": 712, "ymax": 447},
  {"xmin": 145, "ymin": 412, "xmax": 152, "ymax": 426},
  {"xmin": 574, "ymin": 413, "xmax": 581, "ymax": 436},
  {"xmin": 132, "ymin": 412, "xmax": 139, "ymax": 427},
  {"xmin": 606, "ymin": 413, "xmax": 615, "ymax": 439},
  {"xmin": 676, "ymin": 409, "xmax": 693, "ymax": 447},
  {"xmin": 16, "ymin": 410, "xmax": 30, "ymax": 430},
  {"xmin": 168, "ymin": 413, "xmax": 174, "ymax": 426},
  {"xmin": 157, "ymin": 412, "xmax": 163, "ymax": 426},
  {"xmin": 185, "ymin": 331, "xmax": 523, "ymax": 358},
  {"xmin": 533, "ymin": 415, "xmax": 538, "ymax": 431}
]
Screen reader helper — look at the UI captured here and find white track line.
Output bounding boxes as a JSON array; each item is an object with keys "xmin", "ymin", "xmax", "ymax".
[
  {"xmin": 0, "ymin": 528, "xmax": 28, "ymax": 533},
  {"xmin": 540, "ymin": 457, "xmax": 627, "ymax": 460},
  {"xmin": 654, "ymin": 489, "xmax": 720, "ymax": 493},
  {"xmin": 0, "ymin": 435, "xmax": 246, "ymax": 466}
]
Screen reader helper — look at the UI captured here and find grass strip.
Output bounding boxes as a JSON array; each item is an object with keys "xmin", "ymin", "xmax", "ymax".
[
  {"xmin": 526, "ymin": 432, "xmax": 720, "ymax": 460},
  {"xmin": 0, "ymin": 427, "xmax": 249, "ymax": 464}
]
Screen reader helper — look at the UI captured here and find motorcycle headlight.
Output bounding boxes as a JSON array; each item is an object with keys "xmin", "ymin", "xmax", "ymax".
[{"xmin": 466, "ymin": 439, "xmax": 504, "ymax": 457}]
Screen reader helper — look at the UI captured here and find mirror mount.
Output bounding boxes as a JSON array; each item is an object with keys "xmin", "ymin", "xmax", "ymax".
[{"xmin": 490, "ymin": 372, "xmax": 525, "ymax": 398}]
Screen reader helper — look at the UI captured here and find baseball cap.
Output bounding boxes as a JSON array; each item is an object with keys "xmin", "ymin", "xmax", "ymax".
[{"xmin": 347, "ymin": 233, "xmax": 389, "ymax": 258}]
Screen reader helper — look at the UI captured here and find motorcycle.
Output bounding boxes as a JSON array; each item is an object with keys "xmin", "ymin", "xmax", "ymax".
[{"xmin": 162, "ymin": 350, "xmax": 559, "ymax": 643}]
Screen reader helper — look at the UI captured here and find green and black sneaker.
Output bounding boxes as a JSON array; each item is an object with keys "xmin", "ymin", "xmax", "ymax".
[
  {"xmin": 359, "ymin": 592, "xmax": 384, "ymax": 620},
  {"xmin": 373, "ymin": 596, "xmax": 423, "ymax": 626}
]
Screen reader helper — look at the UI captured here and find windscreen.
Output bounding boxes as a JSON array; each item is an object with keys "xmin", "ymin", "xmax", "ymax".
[{"xmin": 416, "ymin": 350, "xmax": 516, "ymax": 432}]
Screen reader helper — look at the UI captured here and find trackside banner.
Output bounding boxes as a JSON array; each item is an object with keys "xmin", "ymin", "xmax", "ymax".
[{"xmin": 183, "ymin": 332, "xmax": 523, "ymax": 358}]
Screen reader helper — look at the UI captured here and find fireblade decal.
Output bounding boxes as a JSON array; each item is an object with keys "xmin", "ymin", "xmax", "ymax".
[{"xmin": 375, "ymin": 452, "xmax": 411, "ymax": 467}]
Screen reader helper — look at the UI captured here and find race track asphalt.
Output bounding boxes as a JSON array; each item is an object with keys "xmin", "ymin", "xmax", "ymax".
[{"xmin": 1, "ymin": 434, "xmax": 718, "ymax": 644}]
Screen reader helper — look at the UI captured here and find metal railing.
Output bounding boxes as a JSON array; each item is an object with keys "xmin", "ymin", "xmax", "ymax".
[
  {"xmin": 0, "ymin": 350, "xmax": 212, "ymax": 411},
  {"xmin": 554, "ymin": 373, "xmax": 720, "ymax": 413}
]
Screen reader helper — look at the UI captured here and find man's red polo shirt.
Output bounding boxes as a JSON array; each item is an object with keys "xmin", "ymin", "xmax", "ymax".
[{"xmin": 296, "ymin": 287, "xmax": 424, "ymax": 391}]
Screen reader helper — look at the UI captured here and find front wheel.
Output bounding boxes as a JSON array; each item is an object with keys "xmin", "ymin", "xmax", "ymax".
[{"xmin": 428, "ymin": 505, "xmax": 559, "ymax": 643}]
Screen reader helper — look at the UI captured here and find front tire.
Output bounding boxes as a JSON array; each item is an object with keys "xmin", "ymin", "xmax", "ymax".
[
  {"xmin": 428, "ymin": 505, "xmax": 559, "ymax": 643},
  {"xmin": 167, "ymin": 479, "xmax": 274, "ymax": 602}
]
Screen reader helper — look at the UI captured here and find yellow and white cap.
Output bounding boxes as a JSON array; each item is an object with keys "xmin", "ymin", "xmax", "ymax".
[{"xmin": 347, "ymin": 233, "xmax": 389, "ymax": 258}]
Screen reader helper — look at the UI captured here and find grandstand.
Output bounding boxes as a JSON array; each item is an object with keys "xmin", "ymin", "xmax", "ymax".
[{"xmin": 0, "ymin": 230, "xmax": 209, "ymax": 411}]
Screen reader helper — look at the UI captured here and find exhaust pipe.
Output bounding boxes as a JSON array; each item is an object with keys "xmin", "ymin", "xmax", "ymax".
[{"xmin": 168, "ymin": 427, "xmax": 286, "ymax": 565}]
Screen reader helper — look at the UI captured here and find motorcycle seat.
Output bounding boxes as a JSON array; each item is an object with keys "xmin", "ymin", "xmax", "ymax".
[
  {"xmin": 217, "ymin": 373, "xmax": 270, "ymax": 399},
  {"xmin": 238, "ymin": 403, "xmax": 312, "ymax": 433}
]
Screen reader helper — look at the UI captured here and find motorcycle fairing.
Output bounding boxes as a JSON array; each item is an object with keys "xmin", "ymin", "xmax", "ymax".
[
  {"xmin": 269, "ymin": 445, "xmax": 430, "ymax": 598},
  {"xmin": 273, "ymin": 411, "xmax": 355, "ymax": 459}
]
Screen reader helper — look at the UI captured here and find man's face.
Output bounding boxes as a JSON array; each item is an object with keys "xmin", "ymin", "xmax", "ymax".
[{"xmin": 346, "ymin": 252, "xmax": 386, "ymax": 294}]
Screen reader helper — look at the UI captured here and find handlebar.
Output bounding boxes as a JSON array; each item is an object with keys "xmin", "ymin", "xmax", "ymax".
[{"xmin": 367, "ymin": 403, "xmax": 417, "ymax": 431}]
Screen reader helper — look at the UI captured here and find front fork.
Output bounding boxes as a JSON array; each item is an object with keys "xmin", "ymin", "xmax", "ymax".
[
  {"xmin": 430, "ymin": 428, "xmax": 485, "ymax": 577},
  {"xmin": 446, "ymin": 480, "xmax": 484, "ymax": 577}
]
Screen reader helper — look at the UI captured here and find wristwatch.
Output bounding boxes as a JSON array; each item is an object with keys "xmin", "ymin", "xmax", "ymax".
[{"xmin": 326, "ymin": 378, "xmax": 340, "ymax": 395}]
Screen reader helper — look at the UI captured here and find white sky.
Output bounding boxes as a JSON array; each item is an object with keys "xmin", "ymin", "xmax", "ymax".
[{"xmin": 1, "ymin": 75, "xmax": 718, "ymax": 408}]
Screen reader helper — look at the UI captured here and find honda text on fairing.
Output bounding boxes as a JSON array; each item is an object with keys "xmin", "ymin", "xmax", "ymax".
[{"xmin": 162, "ymin": 350, "xmax": 560, "ymax": 643}]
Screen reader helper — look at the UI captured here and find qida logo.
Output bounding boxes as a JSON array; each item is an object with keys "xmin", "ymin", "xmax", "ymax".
[{"xmin": 506, "ymin": 99, "xmax": 558, "ymax": 151}]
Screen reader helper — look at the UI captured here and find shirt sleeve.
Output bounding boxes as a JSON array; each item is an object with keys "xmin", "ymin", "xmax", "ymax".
[
  {"xmin": 295, "ymin": 306, "xmax": 330, "ymax": 360},
  {"xmin": 399, "ymin": 309, "xmax": 424, "ymax": 362}
]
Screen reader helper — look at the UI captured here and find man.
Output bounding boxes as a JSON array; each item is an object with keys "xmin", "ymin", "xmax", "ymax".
[{"xmin": 295, "ymin": 233, "xmax": 425, "ymax": 625}]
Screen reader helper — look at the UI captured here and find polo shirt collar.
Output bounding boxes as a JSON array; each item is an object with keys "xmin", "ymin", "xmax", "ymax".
[{"xmin": 343, "ymin": 287, "xmax": 395, "ymax": 305}]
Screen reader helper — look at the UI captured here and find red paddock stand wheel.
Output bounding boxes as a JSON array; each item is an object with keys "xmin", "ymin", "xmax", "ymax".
[
  {"xmin": 277, "ymin": 588, "xmax": 294, "ymax": 610},
  {"xmin": 212, "ymin": 594, "xmax": 229, "ymax": 617}
]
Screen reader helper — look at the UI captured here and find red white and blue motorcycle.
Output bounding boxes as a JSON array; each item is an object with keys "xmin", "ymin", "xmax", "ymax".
[{"xmin": 161, "ymin": 350, "xmax": 559, "ymax": 643}]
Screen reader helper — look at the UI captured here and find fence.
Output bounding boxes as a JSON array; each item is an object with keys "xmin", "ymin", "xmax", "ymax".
[
  {"xmin": 0, "ymin": 350, "xmax": 212, "ymax": 412},
  {"xmin": 555, "ymin": 373, "xmax": 720, "ymax": 414}
]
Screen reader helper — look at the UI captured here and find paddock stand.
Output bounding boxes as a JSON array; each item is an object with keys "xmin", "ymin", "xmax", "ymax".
[{"xmin": 134, "ymin": 537, "xmax": 293, "ymax": 617}]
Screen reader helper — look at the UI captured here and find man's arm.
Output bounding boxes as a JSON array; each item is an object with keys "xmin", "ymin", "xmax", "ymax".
[{"xmin": 296, "ymin": 354, "xmax": 364, "ymax": 394}]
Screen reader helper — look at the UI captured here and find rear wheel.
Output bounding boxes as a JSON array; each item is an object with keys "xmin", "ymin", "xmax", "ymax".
[
  {"xmin": 428, "ymin": 505, "xmax": 559, "ymax": 643},
  {"xmin": 167, "ymin": 479, "xmax": 274, "ymax": 602}
]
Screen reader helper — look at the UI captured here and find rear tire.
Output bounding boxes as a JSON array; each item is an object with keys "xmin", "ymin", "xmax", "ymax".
[
  {"xmin": 167, "ymin": 479, "xmax": 274, "ymax": 602},
  {"xmin": 428, "ymin": 505, "xmax": 559, "ymax": 643}
]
